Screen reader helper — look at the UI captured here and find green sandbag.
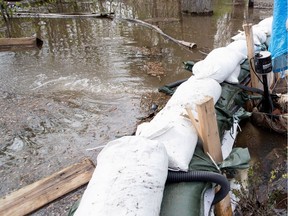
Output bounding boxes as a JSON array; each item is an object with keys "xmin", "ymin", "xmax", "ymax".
[
  {"xmin": 160, "ymin": 182, "xmax": 211, "ymax": 216},
  {"xmin": 160, "ymin": 145, "xmax": 219, "ymax": 216},
  {"xmin": 160, "ymin": 144, "xmax": 251, "ymax": 216}
]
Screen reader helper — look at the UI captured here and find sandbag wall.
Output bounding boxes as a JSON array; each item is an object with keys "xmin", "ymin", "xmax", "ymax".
[{"xmin": 74, "ymin": 17, "xmax": 273, "ymax": 216}]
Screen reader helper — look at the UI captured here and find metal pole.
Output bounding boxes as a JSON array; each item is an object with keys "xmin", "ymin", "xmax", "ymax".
[{"xmin": 261, "ymin": 74, "xmax": 274, "ymax": 113}]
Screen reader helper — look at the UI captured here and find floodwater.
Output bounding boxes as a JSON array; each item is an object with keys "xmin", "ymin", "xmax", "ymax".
[{"xmin": 0, "ymin": 0, "xmax": 283, "ymax": 215}]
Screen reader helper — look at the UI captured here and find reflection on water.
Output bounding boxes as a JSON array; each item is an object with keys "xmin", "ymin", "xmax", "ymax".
[{"xmin": 0, "ymin": 0, "xmax": 273, "ymax": 212}]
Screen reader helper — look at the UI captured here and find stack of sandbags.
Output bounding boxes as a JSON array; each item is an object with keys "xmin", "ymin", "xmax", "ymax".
[
  {"xmin": 192, "ymin": 41, "xmax": 247, "ymax": 84},
  {"xmin": 232, "ymin": 16, "xmax": 273, "ymax": 45},
  {"xmin": 136, "ymin": 77, "xmax": 222, "ymax": 171},
  {"xmin": 74, "ymin": 17, "xmax": 276, "ymax": 216},
  {"xmin": 74, "ymin": 136, "xmax": 168, "ymax": 216},
  {"xmin": 192, "ymin": 16, "xmax": 273, "ymax": 86}
]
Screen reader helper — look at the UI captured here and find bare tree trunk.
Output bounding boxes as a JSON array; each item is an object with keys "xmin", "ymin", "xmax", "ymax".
[{"xmin": 181, "ymin": 0, "xmax": 213, "ymax": 15}]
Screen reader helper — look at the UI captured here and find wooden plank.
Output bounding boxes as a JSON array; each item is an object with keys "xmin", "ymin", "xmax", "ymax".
[
  {"xmin": 195, "ymin": 96, "xmax": 223, "ymax": 163},
  {"xmin": 185, "ymin": 105, "xmax": 202, "ymax": 139},
  {"xmin": 243, "ymin": 23, "xmax": 259, "ymax": 89},
  {"xmin": 0, "ymin": 158, "xmax": 95, "ymax": 216},
  {"xmin": 214, "ymin": 184, "xmax": 233, "ymax": 216},
  {"xmin": 193, "ymin": 96, "xmax": 232, "ymax": 216},
  {"xmin": 0, "ymin": 37, "xmax": 43, "ymax": 51},
  {"xmin": 0, "ymin": 37, "xmax": 39, "ymax": 46}
]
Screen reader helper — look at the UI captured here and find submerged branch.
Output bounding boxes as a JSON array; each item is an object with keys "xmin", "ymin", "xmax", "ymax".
[
  {"xmin": 122, "ymin": 18, "xmax": 197, "ymax": 50},
  {"xmin": 11, "ymin": 12, "xmax": 115, "ymax": 19}
]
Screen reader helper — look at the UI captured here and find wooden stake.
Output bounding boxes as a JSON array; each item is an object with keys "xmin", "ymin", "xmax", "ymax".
[
  {"xmin": 214, "ymin": 185, "xmax": 233, "ymax": 216},
  {"xmin": 185, "ymin": 105, "xmax": 202, "ymax": 140},
  {"xmin": 243, "ymin": 23, "xmax": 259, "ymax": 89},
  {"xmin": 0, "ymin": 158, "xmax": 95, "ymax": 216},
  {"xmin": 186, "ymin": 96, "xmax": 232, "ymax": 216},
  {"xmin": 195, "ymin": 96, "xmax": 223, "ymax": 163}
]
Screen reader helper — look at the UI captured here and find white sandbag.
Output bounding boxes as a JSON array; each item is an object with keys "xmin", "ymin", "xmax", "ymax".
[
  {"xmin": 257, "ymin": 16, "xmax": 273, "ymax": 36},
  {"xmin": 75, "ymin": 136, "xmax": 168, "ymax": 216},
  {"xmin": 228, "ymin": 37, "xmax": 262, "ymax": 53},
  {"xmin": 165, "ymin": 77, "xmax": 222, "ymax": 109},
  {"xmin": 252, "ymin": 26, "xmax": 267, "ymax": 45},
  {"xmin": 192, "ymin": 47, "xmax": 246, "ymax": 83},
  {"xmin": 231, "ymin": 17, "xmax": 272, "ymax": 45},
  {"xmin": 231, "ymin": 31, "xmax": 246, "ymax": 41},
  {"xmin": 225, "ymin": 64, "xmax": 241, "ymax": 84},
  {"xmin": 136, "ymin": 78, "xmax": 222, "ymax": 171},
  {"xmin": 136, "ymin": 111, "xmax": 198, "ymax": 171},
  {"xmin": 226, "ymin": 40, "xmax": 248, "ymax": 60},
  {"xmin": 231, "ymin": 31, "xmax": 264, "ymax": 45}
]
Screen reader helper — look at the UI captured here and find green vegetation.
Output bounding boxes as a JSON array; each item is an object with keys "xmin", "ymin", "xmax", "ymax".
[{"xmin": 232, "ymin": 163, "xmax": 287, "ymax": 215}]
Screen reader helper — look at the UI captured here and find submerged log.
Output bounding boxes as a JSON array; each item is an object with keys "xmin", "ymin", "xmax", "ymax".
[
  {"xmin": 13, "ymin": 12, "xmax": 114, "ymax": 19},
  {"xmin": 123, "ymin": 18, "xmax": 196, "ymax": 50},
  {"xmin": 0, "ymin": 36, "xmax": 43, "ymax": 51},
  {"xmin": 0, "ymin": 158, "xmax": 95, "ymax": 216}
]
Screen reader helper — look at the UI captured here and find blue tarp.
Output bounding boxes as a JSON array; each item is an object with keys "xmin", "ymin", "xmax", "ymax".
[{"xmin": 268, "ymin": 0, "xmax": 288, "ymax": 75}]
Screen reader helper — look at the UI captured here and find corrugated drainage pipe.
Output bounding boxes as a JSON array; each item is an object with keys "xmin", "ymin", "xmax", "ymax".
[{"xmin": 167, "ymin": 170, "xmax": 230, "ymax": 205}]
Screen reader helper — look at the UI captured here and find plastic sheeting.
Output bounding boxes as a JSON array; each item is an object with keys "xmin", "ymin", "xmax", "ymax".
[
  {"xmin": 269, "ymin": 0, "xmax": 288, "ymax": 75},
  {"xmin": 160, "ymin": 145, "xmax": 217, "ymax": 216},
  {"xmin": 160, "ymin": 144, "xmax": 250, "ymax": 216}
]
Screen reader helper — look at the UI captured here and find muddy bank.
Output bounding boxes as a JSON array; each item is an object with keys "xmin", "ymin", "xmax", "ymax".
[{"xmin": 234, "ymin": 119, "xmax": 287, "ymax": 215}]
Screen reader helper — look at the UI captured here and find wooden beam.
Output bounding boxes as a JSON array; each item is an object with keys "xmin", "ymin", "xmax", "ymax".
[
  {"xmin": 214, "ymin": 185, "xmax": 233, "ymax": 216},
  {"xmin": 0, "ymin": 158, "xmax": 95, "ymax": 216},
  {"xmin": 195, "ymin": 96, "xmax": 223, "ymax": 163},
  {"xmin": 0, "ymin": 37, "xmax": 43, "ymax": 51},
  {"xmin": 243, "ymin": 23, "xmax": 259, "ymax": 89},
  {"xmin": 185, "ymin": 105, "xmax": 202, "ymax": 140},
  {"xmin": 186, "ymin": 96, "xmax": 232, "ymax": 216},
  {"xmin": 0, "ymin": 37, "xmax": 38, "ymax": 46}
]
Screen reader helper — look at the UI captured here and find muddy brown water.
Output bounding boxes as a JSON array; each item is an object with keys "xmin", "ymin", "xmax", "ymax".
[{"xmin": 1, "ymin": 0, "xmax": 283, "ymax": 215}]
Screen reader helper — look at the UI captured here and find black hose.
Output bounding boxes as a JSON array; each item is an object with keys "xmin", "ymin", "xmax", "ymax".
[
  {"xmin": 166, "ymin": 170, "xmax": 230, "ymax": 205},
  {"xmin": 165, "ymin": 78, "xmax": 188, "ymax": 88}
]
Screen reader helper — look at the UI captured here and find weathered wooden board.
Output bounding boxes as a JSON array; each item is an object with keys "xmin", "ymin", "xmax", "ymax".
[
  {"xmin": 195, "ymin": 96, "xmax": 223, "ymax": 163},
  {"xmin": 0, "ymin": 158, "xmax": 95, "ymax": 216},
  {"xmin": 243, "ymin": 23, "xmax": 259, "ymax": 90},
  {"xmin": 186, "ymin": 96, "xmax": 232, "ymax": 216},
  {"xmin": 0, "ymin": 37, "xmax": 43, "ymax": 51}
]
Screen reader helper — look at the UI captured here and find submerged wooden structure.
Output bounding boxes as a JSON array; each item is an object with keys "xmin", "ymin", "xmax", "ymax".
[{"xmin": 0, "ymin": 36, "xmax": 43, "ymax": 51}]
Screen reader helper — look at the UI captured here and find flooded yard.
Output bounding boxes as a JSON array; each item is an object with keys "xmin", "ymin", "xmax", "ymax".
[{"xmin": 1, "ymin": 0, "xmax": 285, "ymax": 215}]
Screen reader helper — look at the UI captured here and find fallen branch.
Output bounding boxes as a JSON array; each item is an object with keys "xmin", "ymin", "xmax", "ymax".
[
  {"xmin": 123, "ymin": 18, "xmax": 197, "ymax": 50},
  {"xmin": 12, "ymin": 12, "xmax": 114, "ymax": 19}
]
